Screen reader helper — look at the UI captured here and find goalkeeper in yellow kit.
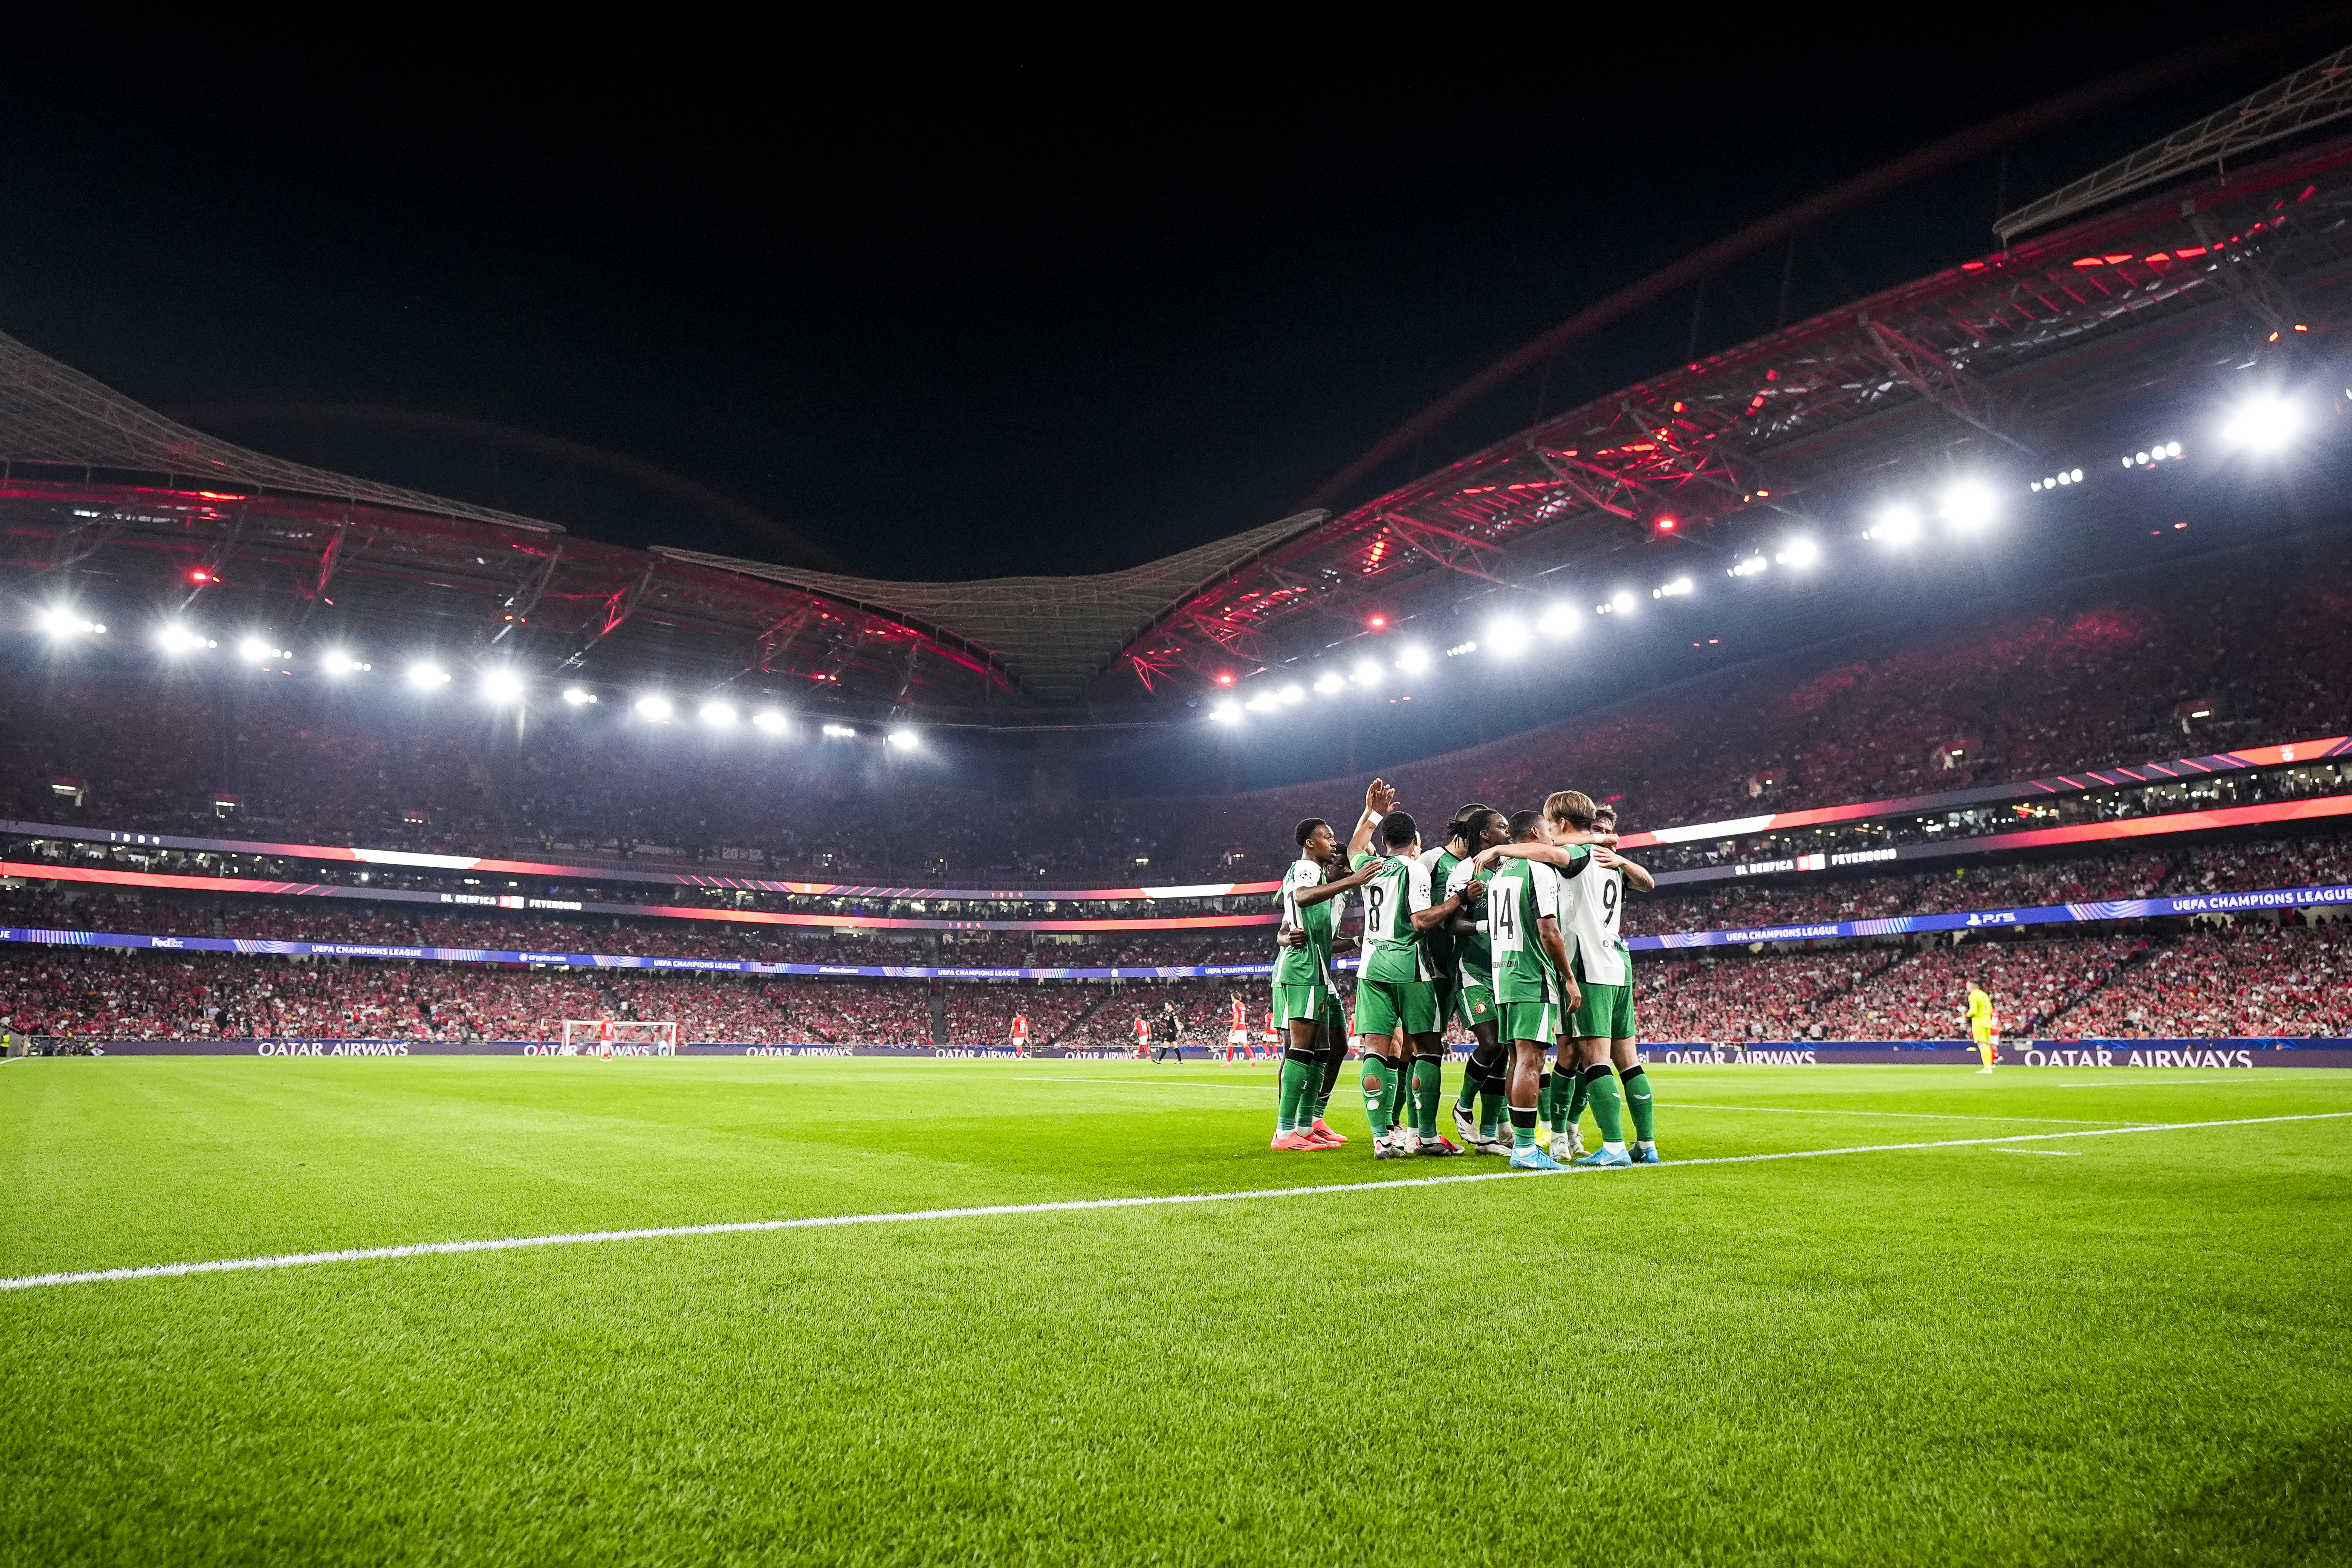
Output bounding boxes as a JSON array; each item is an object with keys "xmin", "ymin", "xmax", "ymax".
[{"xmin": 1967, "ymin": 983, "xmax": 1999, "ymax": 1072}]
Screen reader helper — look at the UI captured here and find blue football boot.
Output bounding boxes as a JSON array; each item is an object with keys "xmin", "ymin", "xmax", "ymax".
[
  {"xmin": 1508, "ymin": 1143, "xmax": 1567, "ymax": 1172},
  {"xmin": 1573, "ymin": 1145, "xmax": 1633, "ymax": 1169}
]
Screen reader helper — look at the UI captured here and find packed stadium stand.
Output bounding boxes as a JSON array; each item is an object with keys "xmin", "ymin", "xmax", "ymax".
[{"xmin": 6, "ymin": 543, "xmax": 2351, "ymax": 884}]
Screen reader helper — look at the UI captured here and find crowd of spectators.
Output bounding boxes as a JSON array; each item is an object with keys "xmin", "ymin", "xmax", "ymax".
[
  {"xmin": 942, "ymin": 984, "xmax": 1099, "ymax": 1045},
  {"xmin": 1805, "ymin": 936, "xmax": 2145, "ymax": 1041},
  {"xmin": 5, "ymin": 911, "xmax": 2345, "ymax": 1045},
  {"xmin": 1636, "ymin": 951, "xmax": 1906, "ymax": 1043},
  {"xmin": 6, "ymin": 548, "xmax": 2350, "ymax": 883},
  {"xmin": 2039, "ymin": 923, "xmax": 2351, "ymax": 1039}
]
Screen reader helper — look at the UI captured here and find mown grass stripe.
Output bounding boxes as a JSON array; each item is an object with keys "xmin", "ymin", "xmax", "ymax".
[{"xmin": 4, "ymin": 1111, "xmax": 2344, "ymax": 1294}]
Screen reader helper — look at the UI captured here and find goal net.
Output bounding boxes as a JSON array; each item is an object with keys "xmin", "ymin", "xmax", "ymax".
[{"xmin": 555, "ymin": 1019, "xmax": 680, "ymax": 1058}]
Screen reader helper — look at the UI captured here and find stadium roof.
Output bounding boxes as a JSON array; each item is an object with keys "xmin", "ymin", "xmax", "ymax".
[
  {"xmin": 6, "ymin": 51, "xmax": 2352, "ymax": 723},
  {"xmin": 0, "ymin": 330, "xmax": 565, "ymax": 538},
  {"xmin": 653, "ymin": 513, "xmax": 1327, "ymax": 702}
]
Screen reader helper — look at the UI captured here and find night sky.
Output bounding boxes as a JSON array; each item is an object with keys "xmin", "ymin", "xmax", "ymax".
[{"xmin": 0, "ymin": 23, "xmax": 2323, "ymax": 581}]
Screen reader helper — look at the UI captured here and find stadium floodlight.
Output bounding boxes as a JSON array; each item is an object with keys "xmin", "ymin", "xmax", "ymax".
[
  {"xmin": 482, "ymin": 671, "xmax": 526, "ymax": 703},
  {"xmin": 238, "ymin": 636, "xmax": 272, "ymax": 663},
  {"xmin": 561, "ymin": 686, "xmax": 597, "ymax": 705},
  {"xmin": 635, "ymin": 695, "xmax": 674, "ymax": 722},
  {"xmin": 321, "ymin": 651, "xmax": 369, "ymax": 675},
  {"xmin": 1651, "ymin": 577, "xmax": 1692, "ymax": 600},
  {"xmin": 1729, "ymin": 555, "xmax": 1768, "ymax": 578},
  {"xmin": 157, "ymin": 624, "xmax": 213, "ymax": 654},
  {"xmin": 1397, "ymin": 645, "xmax": 1431, "ymax": 673},
  {"xmin": 1485, "ymin": 615, "xmax": 1529, "ymax": 654},
  {"xmin": 1209, "ymin": 700, "xmax": 1241, "ymax": 723},
  {"xmin": 1244, "ymin": 691, "xmax": 1276, "ymax": 713},
  {"xmin": 752, "ymin": 709, "xmax": 788, "ymax": 733},
  {"xmin": 1277, "ymin": 684, "xmax": 1305, "ymax": 704},
  {"xmin": 886, "ymin": 728, "xmax": 920, "ymax": 749},
  {"xmin": 821, "ymin": 722, "xmax": 857, "ymax": 738},
  {"xmin": 38, "ymin": 608, "xmax": 99, "ymax": 638},
  {"xmin": 1774, "ymin": 538, "xmax": 1819, "ymax": 567},
  {"xmin": 1865, "ymin": 505, "xmax": 1921, "ymax": 544},
  {"xmin": 406, "ymin": 661, "xmax": 451, "ymax": 689},
  {"xmin": 2221, "ymin": 396, "xmax": 2300, "ymax": 452},
  {"xmin": 1352, "ymin": 657, "xmax": 1382, "ymax": 685},
  {"xmin": 1312, "ymin": 671, "xmax": 1345, "ymax": 695},
  {"xmin": 1536, "ymin": 604, "xmax": 1580, "ymax": 636},
  {"xmin": 1938, "ymin": 483, "xmax": 1996, "ymax": 531},
  {"xmin": 699, "ymin": 700, "xmax": 738, "ymax": 727}
]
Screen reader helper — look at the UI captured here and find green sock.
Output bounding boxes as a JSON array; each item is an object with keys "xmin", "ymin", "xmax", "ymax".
[
  {"xmin": 1621, "ymin": 1066, "xmax": 1655, "ymax": 1143},
  {"xmin": 1567, "ymin": 1069, "xmax": 1591, "ymax": 1133},
  {"xmin": 1454, "ymin": 1059, "xmax": 1481, "ymax": 1111},
  {"xmin": 1278, "ymin": 1058, "xmax": 1316, "ymax": 1133},
  {"xmin": 1536, "ymin": 1071, "xmax": 1553, "ymax": 1125},
  {"xmin": 1585, "ymin": 1067, "xmax": 1625, "ymax": 1145},
  {"xmin": 1479, "ymin": 1074, "xmax": 1505, "ymax": 1139},
  {"xmin": 1413, "ymin": 1059, "xmax": 1442, "ymax": 1138},
  {"xmin": 1381, "ymin": 1056, "xmax": 1409, "ymax": 1134},
  {"xmin": 1360, "ymin": 1055, "xmax": 1389, "ymax": 1135},
  {"xmin": 1510, "ymin": 1106, "xmax": 1538, "ymax": 1150}
]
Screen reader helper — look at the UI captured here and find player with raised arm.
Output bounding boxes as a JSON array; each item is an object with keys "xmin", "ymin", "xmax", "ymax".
[
  {"xmin": 1481, "ymin": 790, "xmax": 1640, "ymax": 1167},
  {"xmin": 1270, "ymin": 816, "xmax": 1383, "ymax": 1149},
  {"xmin": 1474, "ymin": 809, "xmax": 1585, "ymax": 1171},
  {"xmin": 1968, "ymin": 981, "xmax": 1999, "ymax": 1072},
  {"xmin": 1437, "ymin": 806, "xmax": 1514, "ymax": 1153},
  {"xmin": 1555, "ymin": 803, "xmax": 1661, "ymax": 1163},
  {"xmin": 1347, "ymin": 785, "xmax": 1478, "ymax": 1158}
]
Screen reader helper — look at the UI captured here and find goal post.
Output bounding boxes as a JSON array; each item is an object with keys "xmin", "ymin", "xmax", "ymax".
[{"xmin": 555, "ymin": 1020, "xmax": 680, "ymax": 1058}]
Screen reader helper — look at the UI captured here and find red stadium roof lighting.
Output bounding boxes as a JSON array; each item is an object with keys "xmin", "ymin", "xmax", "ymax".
[{"xmin": 1368, "ymin": 614, "xmax": 1387, "ymax": 629}]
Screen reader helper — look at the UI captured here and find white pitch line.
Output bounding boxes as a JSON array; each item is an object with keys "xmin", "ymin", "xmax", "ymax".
[
  {"xmin": 1668, "ymin": 1101, "xmax": 2146, "ymax": 1126},
  {"xmin": 3, "ymin": 1111, "xmax": 2344, "ymax": 1295},
  {"xmin": 1995, "ymin": 1149, "xmax": 2083, "ymax": 1157},
  {"xmin": 1014, "ymin": 1077, "xmax": 1269, "ymax": 1089}
]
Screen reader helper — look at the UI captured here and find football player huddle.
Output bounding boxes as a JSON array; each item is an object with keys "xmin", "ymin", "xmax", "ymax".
[{"xmin": 1270, "ymin": 778, "xmax": 1660, "ymax": 1171}]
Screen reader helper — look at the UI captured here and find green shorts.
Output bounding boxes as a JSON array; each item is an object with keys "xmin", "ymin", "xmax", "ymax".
[
  {"xmin": 1568, "ymin": 981, "xmax": 1635, "ymax": 1041},
  {"xmin": 1320, "ymin": 992, "xmax": 1345, "ymax": 1028},
  {"xmin": 1455, "ymin": 984, "xmax": 1496, "ymax": 1031},
  {"xmin": 1352, "ymin": 978, "xmax": 1438, "ymax": 1039},
  {"xmin": 1500, "ymin": 1000, "xmax": 1556, "ymax": 1045},
  {"xmin": 1271, "ymin": 984, "xmax": 1326, "ymax": 1028}
]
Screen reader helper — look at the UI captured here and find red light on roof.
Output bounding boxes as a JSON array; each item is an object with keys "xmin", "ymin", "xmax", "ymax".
[
  {"xmin": 1655, "ymin": 517, "xmax": 1678, "ymax": 532},
  {"xmin": 1368, "ymin": 615, "xmax": 1386, "ymax": 629},
  {"xmin": 1215, "ymin": 673, "xmax": 1234, "ymax": 686},
  {"xmin": 189, "ymin": 570, "xmax": 210, "ymax": 582},
  {"xmin": 2103, "ymin": 253, "xmax": 2134, "ymax": 264}
]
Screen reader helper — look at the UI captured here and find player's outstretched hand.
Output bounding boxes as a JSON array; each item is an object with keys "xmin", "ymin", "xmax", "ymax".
[{"xmin": 1365, "ymin": 777, "xmax": 1397, "ymax": 816}]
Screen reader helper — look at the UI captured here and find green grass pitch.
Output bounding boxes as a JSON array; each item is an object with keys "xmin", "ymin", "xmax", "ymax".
[{"xmin": 3, "ymin": 1055, "xmax": 2347, "ymax": 1566}]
